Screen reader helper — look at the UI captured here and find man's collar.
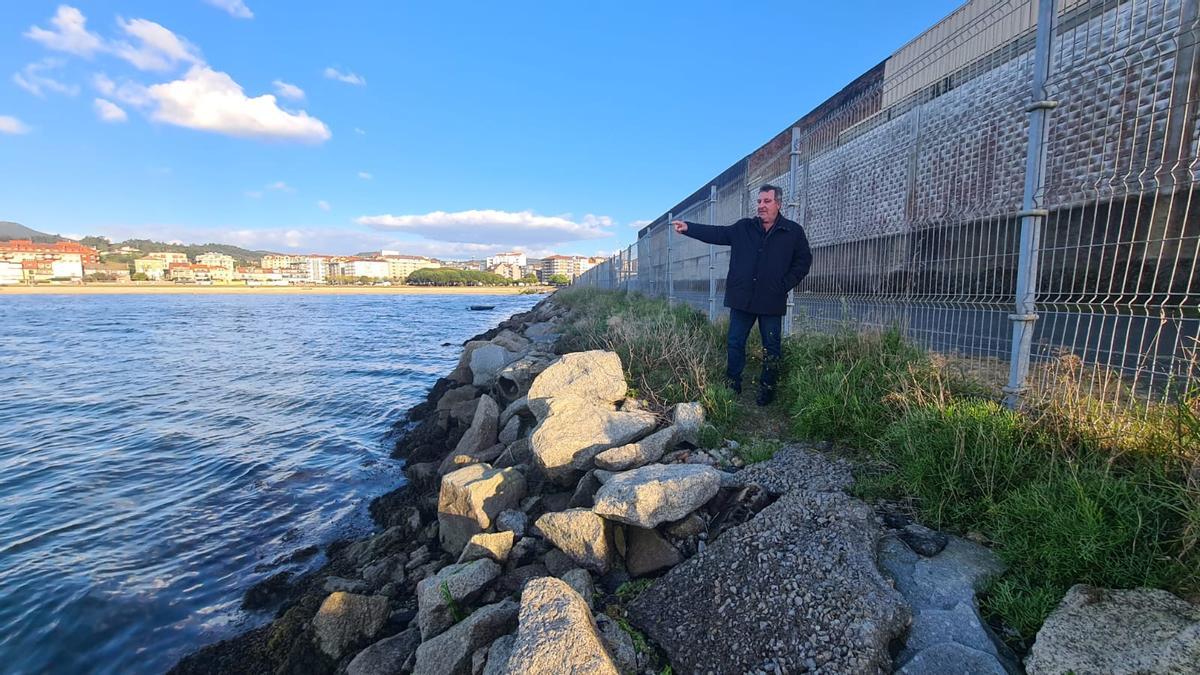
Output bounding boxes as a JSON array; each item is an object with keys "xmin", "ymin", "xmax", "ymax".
[{"xmin": 754, "ymin": 215, "xmax": 791, "ymax": 232}]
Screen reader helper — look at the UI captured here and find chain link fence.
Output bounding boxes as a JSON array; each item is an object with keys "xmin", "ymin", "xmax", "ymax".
[{"xmin": 576, "ymin": 0, "xmax": 1199, "ymax": 409}]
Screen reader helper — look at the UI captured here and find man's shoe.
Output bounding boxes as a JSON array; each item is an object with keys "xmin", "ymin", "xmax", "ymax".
[
  {"xmin": 756, "ymin": 389, "xmax": 774, "ymax": 407},
  {"xmin": 724, "ymin": 377, "xmax": 742, "ymax": 395}
]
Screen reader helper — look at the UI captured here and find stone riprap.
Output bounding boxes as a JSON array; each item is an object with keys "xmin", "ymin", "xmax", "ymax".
[
  {"xmin": 437, "ymin": 463, "xmax": 526, "ymax": 555},
  {"xmin": 1026, "ymin": 584, "xmax": 1200, "ymax": 675},
  {"xmin": 526, "ymin": 350, "xmax": 627, "ymax": 420},
  {"xmin": 529, "ymin": 398, "xmax": 657, "ymax": 483},
  {"xmin": 627, "ymin": 489, "xmax": 910, "ymax": 673},
  {"xmin": 592, "ymin": 463, "xmax": 722, "ymax": 528},
  {"xmin": 506, "ymin": 577, "xmax": 619, "ymax": 675}
]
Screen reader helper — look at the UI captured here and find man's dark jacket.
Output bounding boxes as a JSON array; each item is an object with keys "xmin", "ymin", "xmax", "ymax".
[{"xmin": 682, "ymin": 215, "xmax": 812, "ymax": 316}]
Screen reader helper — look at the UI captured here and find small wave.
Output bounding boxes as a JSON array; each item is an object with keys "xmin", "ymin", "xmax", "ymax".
[{"xmin": 0, "ymin": 293, "xmax": 540, "ymax": 674}]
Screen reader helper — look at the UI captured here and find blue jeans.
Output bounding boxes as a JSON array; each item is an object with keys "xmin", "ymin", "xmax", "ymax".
[{"xmin": 727, "ymin": 308, "xmax": 782, "ymax": 392}]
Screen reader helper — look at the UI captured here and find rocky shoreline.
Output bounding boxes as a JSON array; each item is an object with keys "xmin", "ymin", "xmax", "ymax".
[{"xmin": 171, "ymin": 295, "xmax": 1200, "ymax": 675}]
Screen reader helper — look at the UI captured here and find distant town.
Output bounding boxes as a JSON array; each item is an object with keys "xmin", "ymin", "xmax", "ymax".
[{"xmin": 0, "ymin": 238, "xmax": 606, "ymax": 287}]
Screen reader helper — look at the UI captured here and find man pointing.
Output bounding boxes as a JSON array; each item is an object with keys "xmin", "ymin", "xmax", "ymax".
[{"xmin": 672, "ymin": 184, "xmax": 812, "ymax": 406}]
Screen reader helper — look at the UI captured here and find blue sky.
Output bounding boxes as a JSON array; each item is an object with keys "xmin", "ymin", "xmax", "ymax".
[{"xmin": 0, "ymin": 1, "xmax": 962, "ymax": 259}]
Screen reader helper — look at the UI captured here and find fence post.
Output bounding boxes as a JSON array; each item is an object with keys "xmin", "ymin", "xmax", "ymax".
[
  {"xmin": 708, "ymin": 185, "xmax": 718, "ymax": 320},
  {"xmin": 666, "ymin": 212, "xmax": 674, "ymax": 306},
  {"xmin": 624, "ymin": 245, "xmax": 631, "ymax": 292},
  {"xmin": 784, "ymin": 126, "xmax": 802, "ymax": 336},
  {"xmin": 1004, "ymin": 0, "xmax": 1058, "ymax": 409},
  {"xmin": 628, "ymin": 244, "xmax": 635, "ymax": 293}
]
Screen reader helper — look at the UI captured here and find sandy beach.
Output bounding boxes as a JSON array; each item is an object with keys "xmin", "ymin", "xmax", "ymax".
[{"xmin": 0, "ymin": 284, "xmax": 556, "ymax": 296}]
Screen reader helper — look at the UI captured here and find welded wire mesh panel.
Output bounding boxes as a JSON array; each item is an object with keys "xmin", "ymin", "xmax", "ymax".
[
  {"xmin": 622, "ymin": 244, "xmax": 639, "ymax": 291},
  {"xmin": 794, "ymin": 0, "xmax": 1035, "ymax": 366},
  {"xmin": 586, "ymin": 0, "xmax": 1198, "ymax": 409},
  {"xmin": 747, "ymin": 137, "xmax": 793, "ymax": 210},
  {"xmin": 710, "ymin": 172, "xmax": 746, "ymax": 321},
  {"xmin": 670, "ymin": 197, "xmax": 715, "ymax": 313},
  {"xmin": 1030, "ymin": 0, "xmax": 1199, "ymax": 403},
  {"xmin": 638, "ymin": 222, "xmax": 670, "ymax": 300},
  {"xmin": 600, "ymin": 259, "xmax": 616, "ymax": 289}
]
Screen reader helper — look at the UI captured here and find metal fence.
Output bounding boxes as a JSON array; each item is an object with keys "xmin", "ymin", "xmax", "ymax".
[{"xmin": 576, "ymin": 0, "xmax": 1199, "ymax": 410}]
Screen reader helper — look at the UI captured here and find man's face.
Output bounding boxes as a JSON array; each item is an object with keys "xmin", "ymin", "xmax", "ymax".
[{"xmin": 757, "ymin": 190, "xmax": 781, "ymax": 223}]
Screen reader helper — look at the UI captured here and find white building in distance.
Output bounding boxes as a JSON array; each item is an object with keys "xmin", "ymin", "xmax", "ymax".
[{"xmin": 486, "ymin": 251, "xmax": 526, "ymax": 268}]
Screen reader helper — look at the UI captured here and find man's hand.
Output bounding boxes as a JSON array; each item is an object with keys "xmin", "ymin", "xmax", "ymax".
[{"xmin": 672, "ymin": 220, "xmax": 688, "ymax": 234}]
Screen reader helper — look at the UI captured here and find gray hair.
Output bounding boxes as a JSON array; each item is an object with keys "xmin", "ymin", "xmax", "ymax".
[{"xmin": 759, "ymin": 184, "xmax": 783, "ymax": 203}]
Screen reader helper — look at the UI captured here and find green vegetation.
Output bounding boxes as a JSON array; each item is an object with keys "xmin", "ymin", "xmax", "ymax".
[
  {"xmin": 735, "ymin": 438, "xmax": 782, "ymax": 464},
  {"xmin": 0, "ymin": 220, "xmax": 60, "ymax": 242},
  {"xmin": 555, "ymin": 288, "xmax": 725, "ymax": 410},
  {"xmin": 405, "ymin": 268, "xmax": 514, "ymax": 286},
  {"xmin": 520, "ymin": 273, "xmax": 541, "ymax": 285},
  {"xmin": 80, "ymin": 235, "xmax": 273, "ymax": 264},
  {"xmin": 614, "ymin": 579, "xmax": 653, "ymax": 603},
  {"xmin": 439, "ymin": 580, "xmax": 466, "ymax": 623},
  {"xmin": 557, "ymin": 288, "xmax": 1200, "ymax": 644},
  {"xmin": 779, "ymin": 327, "xmax": 1200, "ymax": 640},
  {"xmin": 546, "ymin": 273, "xmax": 571, "ymax": 286}
]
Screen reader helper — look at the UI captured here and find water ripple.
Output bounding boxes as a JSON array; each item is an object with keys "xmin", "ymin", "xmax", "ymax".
[{"xmin": 0, "ymin": 292, "xmax": 539, "ymax": 674}]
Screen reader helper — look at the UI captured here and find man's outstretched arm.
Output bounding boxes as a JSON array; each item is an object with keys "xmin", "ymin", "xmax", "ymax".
[{"xmin": 672, "ymin": 220, "xmax": 733, "ymax": 246}]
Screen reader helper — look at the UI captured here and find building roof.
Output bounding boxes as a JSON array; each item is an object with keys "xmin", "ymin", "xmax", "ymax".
[{"xmin": 0, "ymin": 239, "xmax": 99, "ymax": 255}]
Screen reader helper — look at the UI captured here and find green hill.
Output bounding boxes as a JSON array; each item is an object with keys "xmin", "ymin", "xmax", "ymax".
[
  {"xmin": 79, "ymin": 237, "xmax": 279, "ymax": 265},
  {"xmin": 0, "ymin": 221, "xmax": 61, "ymax": 243},
  {"xmin": 3, "ymin": 222, "xmax": 281, "ymax": 264}
]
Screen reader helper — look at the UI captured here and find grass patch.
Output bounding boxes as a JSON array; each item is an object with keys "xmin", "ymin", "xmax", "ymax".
[
  {"xmin": 736, "ymin": 437, "xmax": 782, "ymax": 464},
  {"xmin": 781, "ymin": 328, "xmax": 926, "ymax": 447},
  {"xmin": 556, "ymin": 288, "xmax": 724, "ymax": 411},
  {"xmin": 614, "ymin": 578, "xmax": 654, "ymax": 603},
  {"xmin": 778, "ymin": 327, "xmax": 1200, "ymax": 641}
]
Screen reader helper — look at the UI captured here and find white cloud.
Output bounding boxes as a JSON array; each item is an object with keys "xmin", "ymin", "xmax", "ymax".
[
  {"xmin": 24, "ymin": 6, "xmax": 104, "ymax": 57},
  {"xmin": 13, "ymin": 59, "xmax": 79, "ymax": 97},
  {"xmin": 0, "ymin": 116, "xmax": 32, "ymax": 135},
  {"xmin": 357, "ymin": 171, "xmax": 373, "ymax": 180},
  {"xmin": 111, "ymin": 17, "xmax": 202, "ymax": 72},
  {"xmin": 94, "ymin": 98, "xmax": 128, "ymax": 122},
  {"xmin": 147, "ymin": 66, "xmax": 331, "ymax": 143},
  {"xmin": 246, "ymin": 181, "xmax": 293, "ymax": 198},
  {"xmin": 628, "ymin": 219, "xmax": 653, "ymax": 229},
  {"xmin": 90, "ymin": 73, "xmax": 152, "ymax": 108},
  {"xmin": 272, "ymin": 79, "xmax": 304, "ymax": 100},
  {"xmin": 354, "ymin": 127, "xmax": 366, "ymax": 135},
  {"xmin": 356, "ymin": 209, "xmax": 614, "ymax": 245},
  {"xmin": 89, "ymin": 221, "xmax": 574, "ymax": 259},
  {"xmin": 92, "ymin": 73, "xmax": 115, "ymax": 95},
  {"xmin": 317, "ymin": 200, "xmax": 331, "ymax": 211},
  {"xmin": 24, "ymin": 9, "xmax": 330, "ymax": 146},
  {"xmin": 396, "ymin": 240, "xmax": 528, "ymax": 259},
  {"xmin": 581, "ymin": 214, "xmax": 615, "ymax": 229},
  {"xmin": 203, "ymin": 0, "xmax": 254, "ymax": 19},
  {"xmin": 323, "ymin": 67, "xmax": 365, "ymax": 86}
]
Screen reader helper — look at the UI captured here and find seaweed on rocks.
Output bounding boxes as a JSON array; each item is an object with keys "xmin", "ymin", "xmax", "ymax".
[
  {"xmin": 242, "ymin": 572, "xmax": 295, "ymax": 612},
  {"xmin": 168, "ymin": 625, "xmax": 275, "ymax": 675},
  {"xmin": 400, "ymin": 376, "xmax": 457, "ymax": 423}
]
